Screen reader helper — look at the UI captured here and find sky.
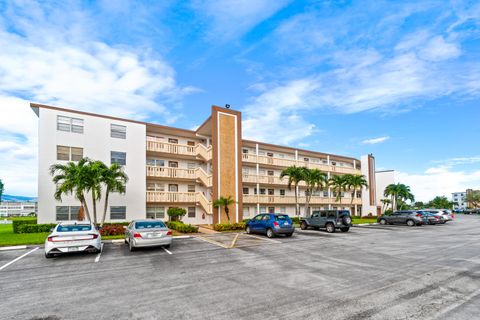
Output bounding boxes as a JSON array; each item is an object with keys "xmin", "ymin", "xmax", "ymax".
[{"xmin": 0, "ymin": 0, "xmax": 479, "ymax": 201}]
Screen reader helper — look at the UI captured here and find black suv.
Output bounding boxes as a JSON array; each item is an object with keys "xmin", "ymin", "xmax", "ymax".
[{"xmin": 300, "ymin": 210, "xmax": 352, "ymax": 233}]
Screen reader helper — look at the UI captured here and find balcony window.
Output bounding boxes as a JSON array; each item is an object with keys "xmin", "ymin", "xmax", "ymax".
[
  {"xmin": 243, "ymin": 188, "xmax": 249, "ymax": 195},
  {"xmin": 304, "ymin": 157, "xmax": 309, "ymax": 162},
  {"xmin": 147, "ymin": 159, "xmax": 165, "ymax": 167},
  {"xmin": 188, "ymin": 207, "xmax": 196, "ymax": 218},
  {"xmin": 168, "ymin": 161, "xmax": 178, "ymax": 168},
  {"xmin": 259, "ymin": 206, "xmax": 267, "ymax": 213},
  {"xmin": 267, "ymin": 152, "xmax": 274, "ymax": 157},
  {"xmin": 147, "ymin": 182, "xmax": 165, "ymax": 191},
  {"xmin": 323, "ymin": 191, "xmax": 329, "ymax": 197},
  {"xmin": 111, "ymin": 151, "xmax": 126, "ymax": 165},
  {"xmin": 110, "ymin": 206, "xmax": 126, "ymax": 220},
  {"xmin": 260, "ymin": 188, "xmax": 266, "ymax": 195},
  {"xmin": 278, "ymin": 153, "xmax": 285, "ymax": 158},
  {"xmin": 188, "ymin": 185, "xmax": 195, "ymax": 192},
  {"xmin": 57, "ymin": 116, "xmax": 84, "ymax": 133},
  {"xmin": 268, "ymin": 189, "xmax": 274, "ymax": 195},
  {"xmin": 254, "ymin": 188, "xmax": 257, "ymax": 195},
  {"xmin": 111, "ymin": 124, "xmax": 126, "ymax": 139},
  {"xmin": 147, "ymin": 206, "xmax": 165, "ymax": 219},
  {"xmin": 168, "ymin": 138, "xmax": 178, "ymax": 144},
  {"xmin": 187, "ymin": 141, "xmax": 195, "ymax": 146},
  {"xmin": 168, "ymin": 184, "xmax": 178, "ymax": 192},
  {"xmin": 279, "ymin": 207, "xmax": 286, "ymax": 214},
  {"xmin": 280, "ymin": 189, "xmax": 285, "ymax": 196},
  {"xmin": 267, "ymin": 170, "xmax": 274, "ymax": 176},
  {"xmin": 242, "ymin": 168, "xmax": 249, "ymax": 174},
  {"xmin": 187, "ymin": 162, "xmax": 196, "ymax": 169},
  {"xmin": 242, "ymin": 149, "xmax": 249, "ymax": 154}
]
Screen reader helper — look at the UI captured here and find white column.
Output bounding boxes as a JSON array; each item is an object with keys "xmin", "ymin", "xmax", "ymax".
[
  {"xmin": 257, "ymin": 203, "xmax": 260, "ymax": 214},
  {"xmin": 353, "ymin": 159, "xmax": 356, "ymax": 169},
  {"xmin": 327, "ymin": 155, "xmax": 330, "ymax": 165}
]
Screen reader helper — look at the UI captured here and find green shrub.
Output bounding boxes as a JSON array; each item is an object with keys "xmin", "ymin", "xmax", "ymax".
[
  {"xmin": 167, "ymin": 207, "xmax": 187, "ymax": 220},
  {"xmin": 213, "ymin": 222, "xmax": 246, "ymax": 231},
  {"xmin": 16, "ymin": 223, "xmax": 56, "ymax": 233},
  {"xmin": 12, "ymin": 219, "xmax": 38, "ymax": 233},
  {"xmin": 165, "ymin": 220, "xmax": 198, "ymax": 233},
  {"xmin": 100, "ymin": 224, "xmax": 125, "ymax": 236},
  {"xmin": 290, "ymin": 217, "xmax": 300, "ymax": 224},
  {"xmin": 384, "ymin": 209, "xmax": 393, "ymax": 216}
]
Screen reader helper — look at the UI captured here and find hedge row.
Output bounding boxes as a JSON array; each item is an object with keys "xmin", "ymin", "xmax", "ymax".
[
  {"xmin": 16, "ymin": 223, "xmax": 56, "ymax": 234},
  {"xmin": 99, "ymin": 225, "xmax": 126, "ymax": 236},
  {"xmin": 166, "ymin": 221, "xmax": 198, "ymax": 233},
  {"xmin": 213, "ymin": 222, "xmax": 246, "ymax": 231},
  {"xmin": 12, "ymin": 219, "xmax": 38, "ymax": 233}
]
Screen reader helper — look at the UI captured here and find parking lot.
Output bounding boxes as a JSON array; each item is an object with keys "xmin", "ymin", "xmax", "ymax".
[{"xmin": 1, "ymin": 215, "xmax": 480, "ymax": 320}]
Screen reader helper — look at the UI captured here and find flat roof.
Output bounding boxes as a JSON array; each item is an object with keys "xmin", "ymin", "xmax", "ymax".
[{"xmin": 31, "ymin": 102, "xmax": 361, "ymax": 162}]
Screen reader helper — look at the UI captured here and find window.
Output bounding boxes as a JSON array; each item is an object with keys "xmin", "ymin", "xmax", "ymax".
[
  {"xmin": 243, "ymin": 207, "xmax": 249, "ymax": 217},
  {"xmin": 267, "ymin": 152, "xmax": 274, "ymax": 157},
  {"xmin": 146, "ymin": 206, "xmax": 165, "ymax": 219},
  {"xmin": 323, "ymin": 191, "xmax": 329, "ymax": 197},
  {"xmin": 57, "ymin": 116, "xmax": 84, "ymax": 133},
  {"xmin": 147, "ymin": 159, "xmax": 165, "ymax": 166},
  {"xmin": 260, "ymin": 188, "xmax": 266, "ymax": 195},
  {"xmin": 111, "ymin": 151, "xmax": 126, "ymax": 165},
  {"xmin": 267, "ymin": 170, "xmax": 274, "ymax": 176},
  {"xmin": 280, "ymin": 189, "xmax": 285, "ymax": 196},
  {"xmin": 57, "ymin": 146, "xmax": 83, "ymax": 161},
  {"xmin": 254, "ymin": 188, "xmax": 257, "ymax": 195},
  {"xmin": 110, "ymin": 206, "xmax": 126, "ymax": 219},
  {"xmin": 187, "ymin": 162, "xmax": 197, "ymax": 169},
  {"xmin": 259, "ymin": 169, "xmax": 266, "ymax": 176},
  {"xmin": 279, "ymin": 207, "xmax": 286, "ymax": 214},
  {"xmin": 168, "ymin": 161, "xmax": 178, "ymax": 168},
  {"xmin": 242, "ymin": 149, "xmax": 249, "ymax": 154},
  {"xmin": 278, "ymin": 153, "xmax": 285, "ymax": 158},
  {"xmin": 187, "ymin": 141, "xmax": 196, "ymax": 146},
  {"xmin": 147, "ymin": 182, "xmax": 165, "ymax": 191},
  {"xmin": 111, "ymin": 124, "xmax": 126, "ymax": 139},
  {"xmin": 168, "ymin": 184, "xmax": 178, "ymax": 192},
  {"xmin": 188, "ymin": 207, "xmax": 196, "ymax": 218},
  {"xmin": 168, "ymin": 138, "xmax": 178, "ymax": 144},
  {"xmin": 268, "ymin": 207, "xmax": 275, "ymax": 213},
  {"xmin": 56, "ymin": 206, "xmax": 80, "ymax": 221},
  {"xmin": 304, "ymin": 157, "xmax": 309, "ymax": 162},
  {"xmin": 259, "ymin": 206, "xmax": 267, "ymax": 213},
  {"xmin": 188, "ymin": 185, "xmax": 196, "ymax": 192},
  {"xmin": 268, "ymin": 189, "xmax": 274, "ymax": 195},
  {"xmin": 242, "ymin": 167, "xmax": 249, "ymax": 174},
  {"xmin": 243, "ymin": 188, "xmax": 249, "ymax": 195}
]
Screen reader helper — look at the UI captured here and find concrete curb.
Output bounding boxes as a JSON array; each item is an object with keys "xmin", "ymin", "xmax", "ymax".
[
  {"xmin": 0, "ymin": 245, "xmax": 28, "ymax": 251},
  {"xmin": 352, "ymin": 223, "xmax": 379, "ymax": 226}
]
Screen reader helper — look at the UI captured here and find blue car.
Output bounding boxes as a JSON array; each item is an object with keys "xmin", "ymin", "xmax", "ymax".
[{"xmin": 245, "ymin": 213, "xmax": 295, "ymax": 238}]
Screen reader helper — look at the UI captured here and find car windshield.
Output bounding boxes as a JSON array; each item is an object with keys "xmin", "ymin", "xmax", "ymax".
[
  {"xmin": 57, "ymin": 224, "xmax": 92, "ymax": 232},
  {"xmin": 135, "ymin": 221, "xmax": 166, "ymax": 229},
  {"xmin": 275, "ymin": 215, "xmax": 289, "ymax": 221}
]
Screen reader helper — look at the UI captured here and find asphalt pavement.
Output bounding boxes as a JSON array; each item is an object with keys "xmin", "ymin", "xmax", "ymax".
[{"xmin": 1, "ymin": 215, "xmax": 479, "ymax": 320}]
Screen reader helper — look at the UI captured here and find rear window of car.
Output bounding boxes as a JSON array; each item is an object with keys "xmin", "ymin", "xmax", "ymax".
[
  {"xmin": 338, "ymin": 210, "xmax": 350, "ymax": 216},
  {"xmin": 135, "ymin": 221, "xmax": 166, "ymax": 229},
  {"xmin": 275, "ymin": 215, "xmax": 289, "ymax": 221},
  {"xmin": 57, "ymin": 224, "xmax": 92, "ymax": 232}
]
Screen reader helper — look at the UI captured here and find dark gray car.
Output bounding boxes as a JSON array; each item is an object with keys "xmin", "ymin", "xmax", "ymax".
[
  {"xmin": 377, "ymin": 210, "xmax": 423, "ymax": 226},
  {"xmin": 300, "ymin": 210, "xmax": 352, "ymax": 233}
]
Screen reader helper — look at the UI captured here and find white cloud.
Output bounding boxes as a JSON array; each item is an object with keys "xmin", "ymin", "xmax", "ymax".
[
  {"xmin": 362, "ymin": 136, "xmax": 390, "ymax": 145},
  {"xmin": 191, "ymin": 0, "xmax": 291, "ymax": 42},
  {"xmin": 396, "ymin": 166, "xmax": 480, "ymax": 202}
]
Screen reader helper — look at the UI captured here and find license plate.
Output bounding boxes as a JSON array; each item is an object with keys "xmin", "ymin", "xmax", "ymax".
[{"xmin": 68, "ymin": 247, "xmax": 79, "ymax": 252}]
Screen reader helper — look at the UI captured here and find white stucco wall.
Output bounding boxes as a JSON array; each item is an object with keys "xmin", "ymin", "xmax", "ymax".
[
  {"xmin": 375, "ymin": 170, "xmax": 395, "ymax": 212},
  {"xmin": 37, "ymin": 107, "xmax": 146, "ymax": 223}
]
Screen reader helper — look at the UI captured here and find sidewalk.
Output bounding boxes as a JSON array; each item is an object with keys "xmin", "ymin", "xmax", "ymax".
[{"xmin": 197, "ymin": 225, "xmax": 220, "ymax": 235}]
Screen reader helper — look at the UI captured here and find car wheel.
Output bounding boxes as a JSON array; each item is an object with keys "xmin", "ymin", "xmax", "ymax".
[
  {"xmin": 379, "ymin": 219, "xmax": 387, "ymax": 225},
  {"xmin": 246, "ymin": 226, "xmax": 251, "ymax": 234},
  {"xmin": 129, "ymin": 239, "xmax": 135, "ymax": 252},
  {"xmin": 326, "ymin": 223, "xmax": 336, "ymax": 233},
  {"xmin": 300, "ymin": 221, "xmax": 308, "ymax": 230},
  {"xmin": 406, "ymin": 219, "xmax": 415, "ymax": 227},
  {"xmin": 285, "ymin": 233, "xmax": 293, "ymax": 237},
  {"xmin": 124, "ymin": 238, "xmax": 128, "ymax": 244},
  {"xmin": 45, "ymin": 252, "xmax": 53, "ymax": 259},
  {"xmin": 340, "ymin": 227, "xmax": 350, "ymax": 232},
  {"xmin": 266, "ymin": 228, "xmax": 274, "ymax": 238}
]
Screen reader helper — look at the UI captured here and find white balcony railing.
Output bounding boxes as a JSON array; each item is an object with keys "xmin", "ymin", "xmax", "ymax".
[
  {"xmin": 146, "ymin": 166, "xmax": 212, "ymax": 187},
  {"xmin": 146, "ymin": 139, "xmax": 212, "ymax": 161},
  {"xmin": 146, "ymin": 191, "xmax": 213, "ymax": 215},
  {"xmin": 243, "ymin": 195, "xmax": 362, "ymax": 205}
]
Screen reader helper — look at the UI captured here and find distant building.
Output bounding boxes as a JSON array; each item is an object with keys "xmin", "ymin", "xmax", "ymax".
[
  {"xmin": 451, "ymin": 192, "xmax": 467, "ymax": 210},
  {"xmin": 375, "ymin": 170, "xmax": 395, "ymax": 214},
  {"xmin": 0, "ymin": 202, "xmax": 38, "ymax": 217}
]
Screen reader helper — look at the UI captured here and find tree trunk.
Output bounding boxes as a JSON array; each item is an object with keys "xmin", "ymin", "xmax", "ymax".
[
  {"xmin": 350, "ymin": 190, "xmax": 355, "ymax": 216},
  {"xmin": 91, "ymin": 189, "xmax": 98, "ymax": 227},
  {"xmin": 225, "ymin": 206, "xmax": 230, "ymax": 223},
  {"xmin": 100, "ymin": 188, "xmax": 110, "ymax": 227},
  {"xmin": 295, "ymin": 184, "xmax": 299, "ymax": 216},
  {"xmin": 305, "ymin": 188, "xmax": 311, "ymax": 217},
  {"xmin": 80, "ymin": 194, "xmax": 92, "ymax": 222}
]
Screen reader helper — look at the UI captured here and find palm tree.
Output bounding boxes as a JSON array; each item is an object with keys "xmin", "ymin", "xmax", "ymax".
[
  {"xmin": 100, "ymin": 163, "xmax": 129, "ymax": 227},
  {"xmin": 329, "ymin": 174, "xmax": 348, "ymax": 207},
  {"xmin": 380, "ymin": 199, "xmax": 391, "ymax": 212},
  {"xmin": 344, "ymin": 174, "xmax": 368, "ymax": 216},
  {"xmin": 0, "ymin": 179, "xmax": 4, "ymax": 203},
  {"xmin": 384, "ymin": 183, "xmax": 415, "ymax": 211},
  {"xmin": 213, "ymin": 196, "xmax": 236, "ymax": 223},
  {"xmin": 50, "ymin": 158, "xmax": 93, "ymax": 222},
  {"xmin": 86, "ymin": 160, "xmax": 105, "ymax": 226},
  {"xmin": 302, "ymin": 168, "xmax": 328, "ymax": 216},
  {"xmin": 384, "ymin": 184, "xmax": 398, "ymax": 210},
  {"xmin": 280, "ymin": 166, "xmax": 305, "ymax": 216}
]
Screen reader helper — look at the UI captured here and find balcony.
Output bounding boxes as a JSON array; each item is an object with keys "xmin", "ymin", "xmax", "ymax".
[
  {"xmin": 242, "ymin": 174, "xmax": 306, "ymax": 186},
  {"xmin": 243, "ymin": 195, "xmax": 362, "ymax": 205},
  {"xmin": 242, "ymin": 153, "xmax": 361, "ymax": 174},
  {"xmin": 146, "ymin": 139, "xmax": 212, "ymax": 161},
  {"xmin": 146, "ymin": 166, "xmax": 212, "ymax": 187},
  {"xmin": 146, "ymin": 191, "xmax": 212, "ymax": 214}
]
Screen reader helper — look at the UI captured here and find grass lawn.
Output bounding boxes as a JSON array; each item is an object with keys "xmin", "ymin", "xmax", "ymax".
[{"xmin": 352, "ymin": 218, "xmax": 377, "ymax": 224}]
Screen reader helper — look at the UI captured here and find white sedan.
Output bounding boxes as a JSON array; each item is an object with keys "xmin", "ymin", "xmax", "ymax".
[{"xmin": 45, "ymin": 221, "xmax": 102, "ymax": 258}]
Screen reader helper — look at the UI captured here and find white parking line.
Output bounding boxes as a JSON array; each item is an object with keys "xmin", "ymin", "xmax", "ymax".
[
  {"xmin": 0, "ymin": 247, "xmax": 39, "ymax": 271},
  {"xmin": 94, "ymin": 243, "xmax": 104, "ymax": 263},
  {"xmin": 162, "ymin": 247, "xmax": 172, "ymax": 255}
]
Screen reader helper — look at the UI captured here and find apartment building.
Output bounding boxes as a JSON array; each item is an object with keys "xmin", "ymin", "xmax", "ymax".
[
  {"xmin": 0, "ymin": 202, "xmax": 38, "ymax": 217},
  {"xmin": 375, "ymin": 170, "xmax": 395, "ymax": 213},
  {"xmin": 32, "ymin": 103, "xmax": 381, "ymax": 224},
  {"xmin": 451, "ymin": 192, "xmax": 467, "ymax": 210}
]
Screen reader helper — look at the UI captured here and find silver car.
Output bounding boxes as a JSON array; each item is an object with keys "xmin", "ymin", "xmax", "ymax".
[
  {"xmin": 125, "ymin": 220, "xmax": 172, "ymax": 252},
  {"xmin": 423, "ymin": 209, "xmax": 453, "ymax": 223},
  {"xmin": 45, "ymin": 221, "xmax": 102, "ymax": 258}
]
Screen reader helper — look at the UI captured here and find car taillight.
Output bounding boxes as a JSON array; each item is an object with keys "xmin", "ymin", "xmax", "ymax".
[
  {"xmin": 133, "ymin": 232, "xmax": 142, "ymax": 238},
  {"xmin": 91, "ymin": 234, "xmax": 98, "ymax": 239},
  {"xmin": 47, "ymin": 236, "xmax": 56, "ymax": 242},
  {"xmin": 167, "ymin": 230, "xmax": 172, "ymax": 236},
  {"xmin": 273, "ymin": 221, "xmax": 280, "ymax": 228},
  {"xmin": 416, "ymin": 214, "xmax": 422, "ymax": 218}
]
